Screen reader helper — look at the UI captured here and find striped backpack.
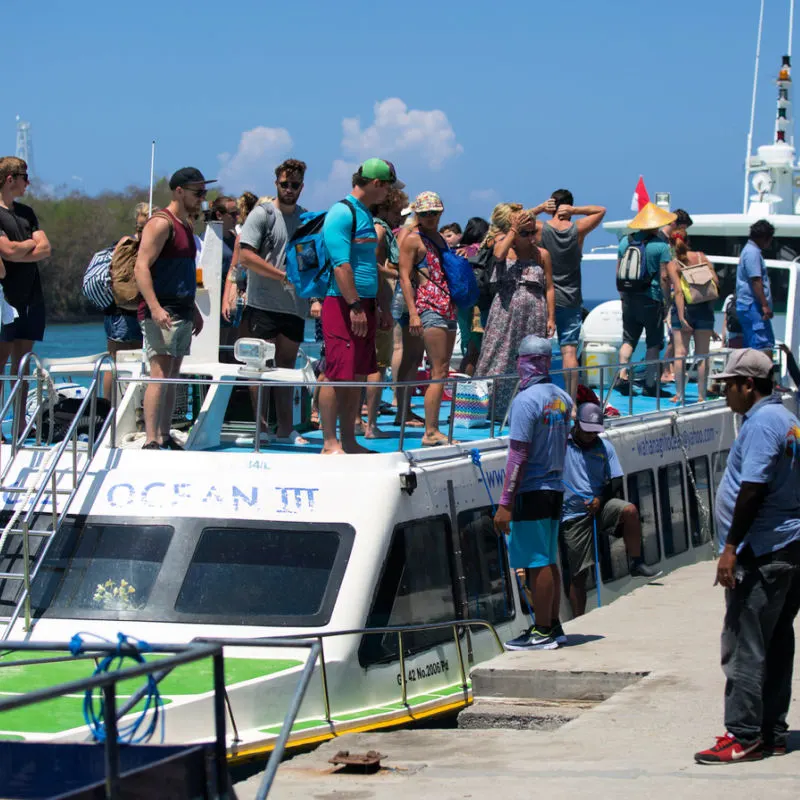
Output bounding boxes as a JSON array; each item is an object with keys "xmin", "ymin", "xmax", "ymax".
[{"xmin": 82, "ymin": 245, "xmax": 115, "ymax": 311}]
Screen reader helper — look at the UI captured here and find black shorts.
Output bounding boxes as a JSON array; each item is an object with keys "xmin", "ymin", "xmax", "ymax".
[
  {"xmin": 621, "ymin": 295, "xmax": 664, "ymax": 350},
  {"xmin": 241, "ymin": 306, "xmax": 305, "ymax": 344},
  {"xmin": 0, "ymin": 302, "xmax": 46, "ymax": 343}
]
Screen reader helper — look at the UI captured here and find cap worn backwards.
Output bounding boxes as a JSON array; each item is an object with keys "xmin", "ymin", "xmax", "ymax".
[{"xmin": 518, "ymin": 335, "xmax": 552, "ymax": 358}]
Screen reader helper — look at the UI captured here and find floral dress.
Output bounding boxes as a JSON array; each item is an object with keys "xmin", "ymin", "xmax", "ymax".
[
  {"xmin": 476, "ymin": 256, "xmax": 547, "ymax": 418},
  {"xmin": 414, "ymin": 235, "xmax": 456, "ymax": 321}
]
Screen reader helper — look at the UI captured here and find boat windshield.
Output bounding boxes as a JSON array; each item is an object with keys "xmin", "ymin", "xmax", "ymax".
[{"xmin": 30, "ymin": 517, "xmax": 354, "ymax": 627}]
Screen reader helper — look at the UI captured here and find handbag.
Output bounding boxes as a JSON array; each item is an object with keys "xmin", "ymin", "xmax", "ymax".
[
  {"xmin": 452, "ymin": 374, "xmax": 490, "ymax": 429},
  {"xmin": 679, "ymin": 259, "xmax": 719, "ymax": 306}
]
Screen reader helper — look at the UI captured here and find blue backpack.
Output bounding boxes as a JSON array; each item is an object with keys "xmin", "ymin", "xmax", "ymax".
[
  {"xmin": 616, "ymin": 233, "xmax": 654, "ymax": 293},
  {"xmin": 82, "ymin": 245, "xmax": 116, "ymax": 311},
  {"xmin": 285, "ymin": 199, "xmax": 356, "ymax": 299},
  {"xmin": 420, "ymin": 234, "xmax": 480, "ymax": 309}
]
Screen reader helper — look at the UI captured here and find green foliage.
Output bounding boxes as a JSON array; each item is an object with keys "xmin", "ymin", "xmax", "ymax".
[{"xmin": 29, "ymin": 179, "xmax": 175, "ymax": 320}]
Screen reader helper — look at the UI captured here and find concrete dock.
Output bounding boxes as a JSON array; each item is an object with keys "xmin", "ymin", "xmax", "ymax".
[{"xmin": 235, "ymin": 561, "xmax": 800, "ymax": 799}]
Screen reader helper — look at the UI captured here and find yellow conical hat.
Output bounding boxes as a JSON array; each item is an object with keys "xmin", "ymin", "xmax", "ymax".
[{"xmin": 629, "ymin": 202, "xmax": 677, "ymax": 231}]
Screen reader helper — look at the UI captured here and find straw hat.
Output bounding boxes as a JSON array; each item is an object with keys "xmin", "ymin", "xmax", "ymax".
[{"xmin": 629, "ymin": 202, "xmax": 677, "ymax": 231}]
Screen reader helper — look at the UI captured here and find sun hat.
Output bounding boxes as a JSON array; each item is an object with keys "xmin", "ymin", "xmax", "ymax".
[
  {"xmin": 518, "ymin": 335, "xmax": 552, "ymax": 357},
  {"xmin": 628, "ymin": 202, "xmax": 677, "ymax": 231},
  {"xmin": 576, "ymin": 402, "xmax": 605, "ymax": 433},
  {"xmin": 716, "ymin": 348, "xmax": 774, "ymax": 380},
  {"xmin": 169, "ymin": 167, "xmax": 216, "ymax": 190},
  {"xmin": 414, "ymin": 191, "xmax": 444, "ymax": 214},
  {"xmin": 358, "ymin": 158, "xmax": 405, "ymax": 189}
]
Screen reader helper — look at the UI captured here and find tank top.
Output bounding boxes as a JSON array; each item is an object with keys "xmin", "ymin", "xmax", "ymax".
[
  {"xmin": 541, "ymin": 221, "xmax": 582, "ymax": 308},
  {"xmin": 414, "ymin": 234, "xmax": 455, "ymax": 319},
  {"xmin": 140, "ymin": 208, "xmax": 197, "ymax": 321}
]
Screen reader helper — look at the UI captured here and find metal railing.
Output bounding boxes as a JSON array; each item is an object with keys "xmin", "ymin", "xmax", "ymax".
[
  {"xmin": 0, "ymin": 639, "xmax": 229, "ymax": 799},
  {"xmin": 0, "ymin": 354, "xmax": 118, "ymax": 638}
]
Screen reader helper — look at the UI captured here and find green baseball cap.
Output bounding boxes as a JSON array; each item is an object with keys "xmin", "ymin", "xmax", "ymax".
[{"xmin": 357, "ymin": 158, "xmax": 405, "ymax": 189}]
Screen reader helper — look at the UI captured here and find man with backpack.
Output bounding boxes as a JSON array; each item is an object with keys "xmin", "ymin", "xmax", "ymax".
[
  {"xmin": 736, "ymin": 219, "xmax": 776, "ymax": 357},
  {"xmin": 0, "ymin": 156, "xmax": 51, "ymax": 406},
  {"xmin": 614, "ymin": 203, "xmax": 675, "ymax": 397},
  {"xmin": 238, "ymin": 159, "xmax": 310, "ymax": 445},
  {"xmin": 319, "ymin": 158, "xmax": 400, "ymax": 455},
  {"xmin": 134, "ymin": 167, "xmax": 212, "ymax": 450}
]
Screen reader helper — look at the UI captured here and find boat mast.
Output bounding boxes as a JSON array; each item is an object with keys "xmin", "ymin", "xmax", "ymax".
[
  {"xmin": 743, "ymin": 0, "xmax": 766, "ymax": 213},
  {"xmin": 148, "ymin": 140, "xmax": 156, "ymax": 216}
]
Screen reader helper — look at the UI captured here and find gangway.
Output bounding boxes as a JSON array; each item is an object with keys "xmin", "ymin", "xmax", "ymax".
[{"xmin": 0, "ymin": 354, "xmax": 116, "ymax": 639}]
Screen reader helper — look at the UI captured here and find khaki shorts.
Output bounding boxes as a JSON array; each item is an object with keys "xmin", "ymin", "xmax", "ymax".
[
  {"xmin": 559, "ymin": 497, "xmax": 629, "ymax": 578},
  {"xmin": 142, "ymin": 317, "xmax": 193, "ymax": 359},
  {"xmin": 375, "ymin": 326, "xmax": 393, "ymax": 369}
]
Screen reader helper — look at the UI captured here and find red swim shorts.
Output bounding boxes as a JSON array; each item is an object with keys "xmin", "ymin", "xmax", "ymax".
[{"xmin": 321, "ymin": 296, "xmax": 377, "ymax": 380}]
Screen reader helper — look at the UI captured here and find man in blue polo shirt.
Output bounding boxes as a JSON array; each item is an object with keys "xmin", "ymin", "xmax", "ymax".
[
  {"xmin": 560, "ymin": 403, "xmax": 661, "ymax": 617},
  {"xmin": 493, "ymin": 335, "xmax": 573, "ymax": 650},
  {"xmin": 319, "ymin": 158, "xmax": 399, "ymax": 455},
  {"xmin": 695, "ymin": 349, "xmax": 800, "ymax": 765},
  {"xmin": 736, "ymin": 219, "xmax": 776, "ymax": 356}
]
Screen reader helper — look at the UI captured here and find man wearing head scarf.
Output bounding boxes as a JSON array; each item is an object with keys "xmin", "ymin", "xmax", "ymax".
[{"xmin": 494, "ymin": 335, "xmax": 573, "ymax": 650}]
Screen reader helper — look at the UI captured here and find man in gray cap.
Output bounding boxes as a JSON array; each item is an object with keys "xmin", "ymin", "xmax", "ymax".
[
  {"xmin": 695, "ymin": 349, "xmax": 800, "ymax": 764},
  {"xmin": 560, "ymin": 403, "xmax": 661, "ymax": 617},
  {"xmin": 494, "ymin": 335, "xmax": 573, "ymax": 650}
]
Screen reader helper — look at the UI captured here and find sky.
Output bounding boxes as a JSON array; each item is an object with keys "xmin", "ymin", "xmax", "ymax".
[{"xmin": 6, "ymin": 0, "xmax": 797, "ymax": 298}]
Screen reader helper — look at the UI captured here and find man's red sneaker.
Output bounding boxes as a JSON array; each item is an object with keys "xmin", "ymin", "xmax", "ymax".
[{"xmin": 694, "ymin": 733, "xmax": 763, "ymax": 764}]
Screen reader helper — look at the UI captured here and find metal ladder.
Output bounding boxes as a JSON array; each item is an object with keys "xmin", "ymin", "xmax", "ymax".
[{"xmin": 0, "ymin": 354, "xmax": 117, "ymax": 639}]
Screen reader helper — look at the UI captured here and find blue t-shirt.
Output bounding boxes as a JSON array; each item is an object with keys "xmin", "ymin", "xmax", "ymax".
[
  {"xmin": 508, "ymin": 381, "xmax": 573, "ymax": 492},
  {"xmin": 322, "ymin": 194, "xmax": 379, "ymax": 299},
  {"xmin": 736, "ymin": 239, "xmax": 772, "ymax": 311},
  {"xmin": 617, "ymin": 233, "xmax": 671, "ymax": 302},
  {"xmin": 715, "ymin": 395, "xmax": 800, "ymax": 556},
  {"xmin": 562, "ymin": 434, "xmax": 624, "ymax": 521}
]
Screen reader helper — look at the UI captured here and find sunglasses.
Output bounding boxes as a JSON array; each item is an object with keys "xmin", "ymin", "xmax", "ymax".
[
  {"xmin": 12, "ymin": 173, "xmax": 29, "ymax": 182},
  {"xmin": 183, "ymin": 187, "xmax": 207, "ymax": 198},
  {"xmin": 226, "ymin": 209, "xmax": 239, "ymax": 218},
  {"xmin": 417, "ymin": 210, "xmax": 442, "ymax": 218},
  {"xmin": 279, "ymin": 181, "xmax": 302, "ymax": 190},
  {"xmin": 517, "ymin": 229, "xmax": 535, "ymax": 237}
]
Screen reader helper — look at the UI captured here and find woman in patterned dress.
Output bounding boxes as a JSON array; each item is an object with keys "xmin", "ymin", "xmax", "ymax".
[
  {"xmin": 398, "ymin": 191, "xmax": 457, "ymax": 446},
  {"xmin": 476, "ymin": 203, "xmax": 556, "ymax": 420}
]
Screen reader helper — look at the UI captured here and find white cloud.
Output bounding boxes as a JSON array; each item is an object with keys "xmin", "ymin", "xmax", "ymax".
[
  {"xmin": 341, "ymin": 98, "xmax": 463, "ymax": 169},
  {"xmin": 469, "ymin": 189, "xmax": 500, "ymax": 206},
  {"xmin": 306, "ymin": 159, "xmax": 358, "ymax": 209},
  {"xmin": 217, "ymin": 126, "xmax": 293, "ymax": 195}
]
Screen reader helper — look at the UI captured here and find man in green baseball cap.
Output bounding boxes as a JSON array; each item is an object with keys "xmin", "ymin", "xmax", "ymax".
[{"xmin": 356, "ymin": 158, "xmax": 405, "ymax": 190}]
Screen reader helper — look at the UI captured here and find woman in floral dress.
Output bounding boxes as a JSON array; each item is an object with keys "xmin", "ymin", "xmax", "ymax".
[{"xmin": 476, "ymin": 203, "xmax": 556, "ymax": 420}]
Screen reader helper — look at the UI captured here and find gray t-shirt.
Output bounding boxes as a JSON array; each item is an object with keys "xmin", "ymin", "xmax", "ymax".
[
  {"xmin": 541, "ymin": 221, "xmax": 582, "ymax": 308},
  {"xmin": 239, "ymin": 202, "xmax": 307, "ymax": 318}
]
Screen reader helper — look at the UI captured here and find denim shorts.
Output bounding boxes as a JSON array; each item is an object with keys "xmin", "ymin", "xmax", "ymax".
[
  {"xmin": 104, "ymin": 311, "xmax": 142, "ymax": 344},
  {"xmin": 420, "ymin": 309, "xmax": 457, "ymax": 331},
  {"xmin": 670, "ymin": 301, "xmax": 715, "ymax": 332},
  {"xmin": 555, "ymin": 305, "xmax": 583, "ymax": 347}
]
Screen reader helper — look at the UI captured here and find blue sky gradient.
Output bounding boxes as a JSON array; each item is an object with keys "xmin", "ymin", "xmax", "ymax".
[{"xmin": 6, "ymin": 0, "xmax": 797, "ymax": 297}]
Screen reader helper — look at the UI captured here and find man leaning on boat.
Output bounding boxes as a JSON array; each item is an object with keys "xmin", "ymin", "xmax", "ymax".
[{"xmin": 695, "ymin": 349, "xmax": 800, "ymax": 764}]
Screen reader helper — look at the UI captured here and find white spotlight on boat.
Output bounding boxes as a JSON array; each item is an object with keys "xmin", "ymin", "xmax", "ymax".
[{"xmin": 234, "ymin": 338, "xmax": 276, "ymax": 374}]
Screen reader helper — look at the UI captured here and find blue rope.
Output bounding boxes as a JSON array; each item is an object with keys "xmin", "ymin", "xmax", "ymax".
[
  {"xmin": 561, "ymin": 479, "xmax": 602, "ymax": 608},
  {"xmin": 470, "ymin": 448, "xmax": 534, "ymax": 624},
  {"xmin": 72, "ymin": 632, "xmax": 165, "ymax": 745}
]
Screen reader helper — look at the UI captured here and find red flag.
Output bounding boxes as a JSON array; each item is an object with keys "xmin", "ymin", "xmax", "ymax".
[{"xmin": 631, "ymin": 176, "xmax": 650, "ymax": 212}]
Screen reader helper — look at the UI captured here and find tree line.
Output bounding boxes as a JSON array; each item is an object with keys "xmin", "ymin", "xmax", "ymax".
[{"xmin": 29, "ymin": 179, "xmax": 176, "ymax": 321}]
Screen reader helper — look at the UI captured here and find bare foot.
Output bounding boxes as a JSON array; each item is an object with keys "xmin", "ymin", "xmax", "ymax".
[
  {"xmin": 392, "ymin": 412, "xmax": 425, "ymax": 428},
  {"xmin": 342, "ymin": 441, "xmax": 377, "ymax": 454},
  {"xmin": 422, "ymin": 433, "xmax": 454, "ymax": 447},
  {"xmin": 365, "ymin": 426, "xmax": 391, "ymax": 439},
  {"xmin": 321, "ymin": 446, "xmax": 346, "ymax": 455}
]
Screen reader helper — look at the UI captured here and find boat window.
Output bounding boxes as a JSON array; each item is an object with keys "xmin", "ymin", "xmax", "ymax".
[
  {"xmin": 658, "ymin": 463, "xmax": 688, "ymax": 557},
  {"xmin": 688, "ymin": 456, "xmax": 714, "ymax": 548},
  {"xmin": 359, "ymin": 516, "xmax": 456, "ymax": 667},
  {"xmin": 626, "ymin": 470, "xmax": 661, "ymax": 565},
  {"xmin": 712, "ymin": 450, "xmax": 730, "ymax": 494},
  {"xmin": 31, "ymin": 522, "xmax": 173, "ymax": 614},
  {"xmin": 175, "ymin": 526, "xmax": 345, "ymax": 624},
  {"xmin": 456, "ymin": 507, "xmax": 515, "ymax": 624}
]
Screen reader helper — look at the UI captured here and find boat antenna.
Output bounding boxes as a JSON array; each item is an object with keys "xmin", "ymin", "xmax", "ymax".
[
  {"xmin": 148, "ymin": 139, "xmax": 156, "ymax": 216},
  {"xmin": 743, "ymin": 0, "xmax": 766, "ymax": 213},
  {"xmin": 790, "ymin": 0, "xmax": 795, "ymax": 58}
]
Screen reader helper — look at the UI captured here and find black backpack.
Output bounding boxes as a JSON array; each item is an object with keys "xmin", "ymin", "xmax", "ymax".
[
  {"xmin": 726, "ymin": 297, "xmax": 742, "ymax": 334},
  {"xmin": 468, "ymin": 245, "xmax": 496, "ymax": 312}
]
